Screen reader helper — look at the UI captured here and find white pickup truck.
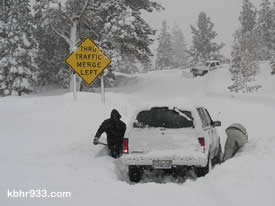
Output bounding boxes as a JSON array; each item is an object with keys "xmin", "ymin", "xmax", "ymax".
[
  {"xmin": 190, "ymin": 60, "xmax": 221, "ymax": 77},
  {"xmin": 122, "ymin": 104, "xmax": 222, "ymax": 182}
]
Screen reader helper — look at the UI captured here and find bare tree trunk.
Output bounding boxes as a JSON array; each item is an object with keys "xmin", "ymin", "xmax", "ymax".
[
  {"xmin": 69, "ymin": 20, "xmax": 79, "ymax": 100},
  {"xmin": 101, "ymin": 74, "xmax": 105, "ymax": 104},
  {"xmin": 69, "ymin": 20, "xmax": 78, "ymax": 51}
]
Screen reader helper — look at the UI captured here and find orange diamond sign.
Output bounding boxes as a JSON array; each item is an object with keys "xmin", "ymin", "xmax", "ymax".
[{"xmin": 65, "ymin": 37, "xmax": 111, "ymax": 85}]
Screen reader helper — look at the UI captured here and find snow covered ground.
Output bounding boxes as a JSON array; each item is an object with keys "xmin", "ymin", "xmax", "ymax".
[{"xmin": 0, "ymin": 63, "xmax": 275, "ymax": 206}]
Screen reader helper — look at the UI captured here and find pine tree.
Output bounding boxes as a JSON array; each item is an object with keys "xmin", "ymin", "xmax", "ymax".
[
  {"xmin": 240, "ymin": 0, "xmax": 257, "ymax": 34},
  {"xmin": 267, "ymin": 2, "xmax": 275, "ymax": 73},
  {"xmin": 228, "ymin": 40, "xmax": 245, "ymax": 92},
  {"xmin": 271, "ymin": 2, "xmax": 275, "ymax": 52},
  {"xmin": 229, "ymin": 43, "xmax": 261, "ymax": 93},
  {"xmin": 155, "ymin": 21, "xmax": 173, "ymax": 70},
  {"xmin": 256, "ymin": 0, "xmax": 274, "ymax": 59},
  {"xmin": 171, "ymin": 25, "xmax": 187, "ymax": 68},
  {"xmin": 142, "ymin": 60, "xmax": 153, "ymax": 73},
  {"xmin": 238, "ymin": 0, "xmax": 271, "ymax": 61},
  {"xmin": 229, "ymin": 0, "xmax": 261, "ymax": 93},
  {"xmin": 32, "ymin": 0, "xmax": 70, "ymax": 87},
  {"xmin": 270, "ymin": 53, "xmax": 275, "ymax": 75},
  {"xmin": 0, "ymin": 0, "xmax": 13, "ymax": 20},
  {"xmin": 190, "ymin": 11, "xmax": 223, "ymax": 63},
  {"xmin": 0, "ymin": 0, "xmax": 11, "ymax": 96},
  {"xmin": 0, "ymin": 0, "xmax": 37, "ymax": 96},
  {"xmin": 94, "ymin": 1, "xmax": 162, "ymax": 74},
  {"xmin": 238, "ymin": 0, "xmax": 260, "ymax": 60},
  {"xmin": 118, "ymin": 55, "xmax": 139, "ymax": 74}
]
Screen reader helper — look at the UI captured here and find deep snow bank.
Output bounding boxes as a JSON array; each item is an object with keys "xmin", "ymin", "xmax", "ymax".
[
  {"xmin": 1, "ymin": 63, "xmax": 275, "ymax": 206},
  {"xmin": 0, "ymin": 91, "xmax": 274, "ymax": 206}
]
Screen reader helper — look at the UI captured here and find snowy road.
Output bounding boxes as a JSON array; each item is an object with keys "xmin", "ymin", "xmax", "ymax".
[{"xmin": 0, "ymin": 65, "xmax": 275, "ymax": 206}]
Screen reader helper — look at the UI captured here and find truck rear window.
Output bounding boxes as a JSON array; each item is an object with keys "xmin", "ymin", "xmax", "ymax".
[{"xmin": 134, "ymin": 107, "xmax": 194, "ymax": 128}]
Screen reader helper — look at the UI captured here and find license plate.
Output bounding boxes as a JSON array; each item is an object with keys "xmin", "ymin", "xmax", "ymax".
[{"xmin": 152, "ymin": 160, "xmax": 172, "ymax": 169}]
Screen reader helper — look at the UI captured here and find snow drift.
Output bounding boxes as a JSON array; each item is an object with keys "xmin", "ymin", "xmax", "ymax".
[{"xmin": 0, "ymin": 63, "xmax": 274, "ymax": 206}]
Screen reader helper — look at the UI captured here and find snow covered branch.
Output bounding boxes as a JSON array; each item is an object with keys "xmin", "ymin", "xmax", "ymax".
[
  {"xmin": 50, "ymin": 22, "xmax": 71, "ymax": 46},
  {"xmin": 61, "ymin": 12, "xmax": 74, "ymax": 25},
  {"xmin": 76, "ymin": 0, "xmax": 91, "ymax": 20}
]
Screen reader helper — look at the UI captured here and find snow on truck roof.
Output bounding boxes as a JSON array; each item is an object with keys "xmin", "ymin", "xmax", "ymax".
[{"xmin": 127, "ymin": 99, "xmax": 204, "ymax": 129}]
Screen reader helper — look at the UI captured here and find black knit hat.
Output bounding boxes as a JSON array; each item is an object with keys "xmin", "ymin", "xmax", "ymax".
[{"xmin": 111, "ymin": 109, "xmax": 121, "ymax": 119}]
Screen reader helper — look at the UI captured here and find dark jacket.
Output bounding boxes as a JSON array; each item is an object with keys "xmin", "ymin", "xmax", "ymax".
[{"xmin": 95, "ymin": 109, "xmax": 126, "ymax": 146}]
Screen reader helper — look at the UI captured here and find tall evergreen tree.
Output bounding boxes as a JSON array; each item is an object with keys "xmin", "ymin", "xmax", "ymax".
[
  {"xmin": 155, "ymin": 21, "xmax": 173, "ymax": 70},
  {"xmin": 267, "ymin": 2, "xmax": 275, "ymax": 68},
  {"xmin": 171, "ymin": 25, "xmax": 187, "ymax": 68},
  {"xmin": 118, "ymin": 55, "xmax": 139, "ymax": 74},
  {"xmin": 270, "ymin": 55, "xmax": 275, "ymax": 75},
  {"xmin": 32, "ymin": 0, "xmax": 70, "ymax": 87},
  {"xmin": 238, "ymin": 0, "xmax": 260, "ymax": 60},
  {"xmin": 142, "ymin": 60, "xmax": 153, "ymax": 73},
  {"xmin": 190, "ymin": 11, "xmax": 223, "ymax": 63},
  {"xmin": 240, "ymin": 0, "xmax": 257, "ymax": 34},
  {"xmin": 256, "ymin": 0, "xmax": 274, "ymax": 59},
  {"xmin": 229, "ymin": 38, "xmax": 261, "ymax": 93},
  {"xmin": 271, "ymin": 2, "xmax": 275, "ymax": 50},
  {"xmin": 229, "ymin": 0, "xmax": 261, "ymax": 93},
  {"xmin": 0, "ymin": 0, "xmax": 11, "ymax": 96},
  {"xmin": 0, "ymin": 0, "xmax": 37, "ymax": 96},
  {"xmin": 0, "ymin": 0, "xmax": 14, "ymax": 20}
]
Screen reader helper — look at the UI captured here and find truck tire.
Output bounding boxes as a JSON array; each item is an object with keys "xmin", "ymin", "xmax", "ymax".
[
  {"xmin": 128, "ymin": 166, "xmax": 143, "ymax": 183},
  {"xmin": 212, "ymin": 143, "xmax": 222, "ymax": 166},
  {"xmin": 217, "ymin": 143, "xmax": 223, "ymax": 163},
  {"xmin": 196, "ymin": 155, "xmax": 212, "ymax": 177}
]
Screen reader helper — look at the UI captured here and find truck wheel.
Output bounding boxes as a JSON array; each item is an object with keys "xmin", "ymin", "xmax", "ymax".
[
  {"xmin": 212, "ymin": 143, "xmax": 222, "ymax": 166},
  {"xmin": 128, "ymin": 166, "xmax": 143, "ymax": 183},
  {"xmin": 217, "ymin": 143, "xmax": 223, "ymax": 164},
  {"xmin": 196, "ymin": 155, "xmax": 212, "ymax": 177}
]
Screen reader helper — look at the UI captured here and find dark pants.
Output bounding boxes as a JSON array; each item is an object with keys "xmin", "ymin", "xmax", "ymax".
[{"xmin": 108, "ymin": 144, "xmax": 123, "ymax": 158}]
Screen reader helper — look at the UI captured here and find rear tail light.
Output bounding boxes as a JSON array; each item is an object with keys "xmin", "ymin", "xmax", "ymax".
[
  {"xmin": 198, "ymin": 137, "xmax": 205, "ymax": 153},
  {"xmin": 123, "ymin": 138, "xmax": 129, "ymax": 154}
]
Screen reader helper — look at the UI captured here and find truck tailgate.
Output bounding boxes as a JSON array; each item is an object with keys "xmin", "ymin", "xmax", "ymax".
[{"xmin": 123, "ymin": 128, "xmax": 208, "ymax": 167}]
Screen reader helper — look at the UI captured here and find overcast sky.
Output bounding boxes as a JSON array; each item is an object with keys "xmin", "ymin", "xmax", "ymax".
[{"xmin": 143, "ymin": 0, "xmax": 261, "ymax": 57}]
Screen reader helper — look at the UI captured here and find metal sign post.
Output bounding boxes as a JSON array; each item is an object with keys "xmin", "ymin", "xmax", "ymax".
[
  {"xmin": 73, "ymin": 73, "xmax": 77, "ymax": 100},
  {"xmin": 101, "ymin": 73, "xmax": 105, "ymax": 104}
]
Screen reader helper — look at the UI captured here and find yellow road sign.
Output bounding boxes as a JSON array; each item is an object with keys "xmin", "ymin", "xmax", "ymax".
[{"xmin": 65, "ymin": 37, "xmax": 111, "ymax": 85}]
